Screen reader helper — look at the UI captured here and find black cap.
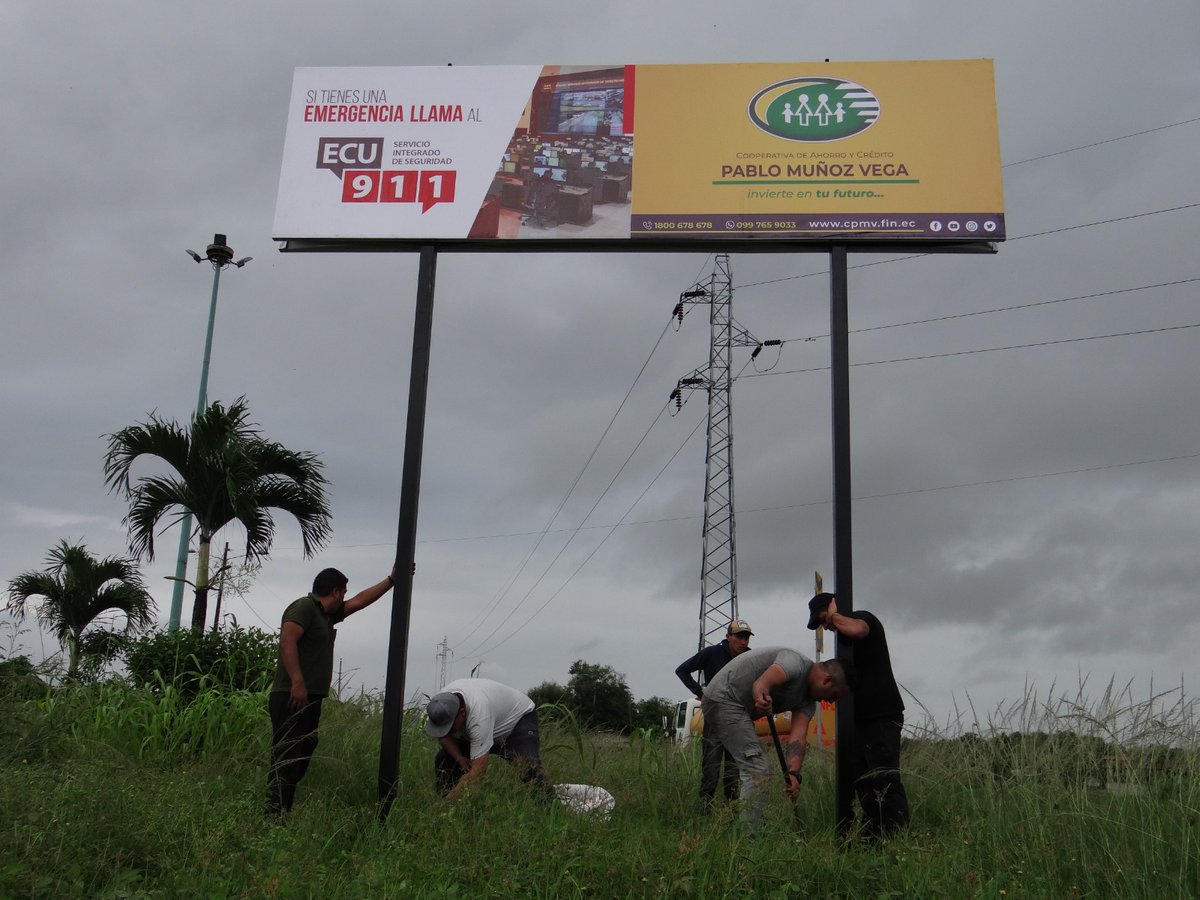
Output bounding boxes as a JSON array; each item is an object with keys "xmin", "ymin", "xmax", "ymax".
[{"xmin": 807, "ymin": 592, "xmax": 835, "ymax": 630}]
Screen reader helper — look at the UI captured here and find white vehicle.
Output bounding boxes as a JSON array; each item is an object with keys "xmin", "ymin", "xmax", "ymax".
[{"xmin": 672, "ymin": 697, "xmax": 703, "ymax": 744}]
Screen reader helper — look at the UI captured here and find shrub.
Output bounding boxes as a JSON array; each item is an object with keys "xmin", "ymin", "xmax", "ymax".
[
  {"xmin": 0, "ymin": 654, "xmax": 49, "ymax": 700},
  {"xmin": 123, "ymin": 625, "xmax": 275, "ymax": 698}
]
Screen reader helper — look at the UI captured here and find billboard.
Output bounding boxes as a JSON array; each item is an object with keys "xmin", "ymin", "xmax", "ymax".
[{"xmin": 273, "ymin": 61, "xmax": 1004, "ymax": 246}]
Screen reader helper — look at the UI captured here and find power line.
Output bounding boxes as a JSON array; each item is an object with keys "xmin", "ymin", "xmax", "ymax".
[
  {"xmin": 459, "ymin": 258, "xmax": 714, "ymax": 645},
  {"xmin": 846, "ymin": 277, "xmax": 1198, "ymax": 335},
  {"xmin": 734, "ymin": 202, "xmax": 1200, "ymax": 291},
  {"xmin": 272, "ymin": 281, "xmax": 1199, "ymax": 567},
  {"xmin": 726, "ymin": 113, "xmax": 1200, "ymax": 293},
  {"xmin": 458, "ymin": 265, "xmax": 758, "ymax": 655},
  {"xmin": 847, "ymin": 452, "xmax": 1200, "ymax": 502},
  {"xmin": 438, "ymin": 317, "xmax": 1200, "ymax": 616},
  {"xmin": 742, "ymin": 320, "xmax": 1200, "ymax": 379},
  {"xmin": 1002, "ymin": 116, "xmax": 1200, "ymax": 168},
  {"xmin": 466, "ymin": 406, "xmax": 709, "ymax": 660},
  {"xmin": 466, "ymin": 353, "xmax": 761, "ymax": 658},
  {"xmin": 452, "ymin": 313, "xmax": 677, "ymax": 649},
  {"xmin": 1008, "ymin": 203, "xmax": 1200, "ymax": 242},
  {"xmin": 458, "ymin": 398, "xmax": 685, "ymax": 658},
  {"xmin": 766, "ymin": 276, "xmax": 1200, "ymax": 346},
  {"xmin": 286, "ymin": 448, "xmax": 1200, "ymax": 552},
  {"xmin": 274, "ymin": 120, "xmax": 1200, "ymax": 646},
  {"xmin": 441, "ymin": 448, "xmax": 1200, "ymax": 657},
  {"xmin": 470, "ymin": 126, "xmax": 1200, "ymax": 594}
]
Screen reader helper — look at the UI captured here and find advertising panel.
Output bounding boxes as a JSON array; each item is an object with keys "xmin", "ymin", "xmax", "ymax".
[{"xmin": 273, "ymin": 61, "xmax": 1004, "ymax": 245}]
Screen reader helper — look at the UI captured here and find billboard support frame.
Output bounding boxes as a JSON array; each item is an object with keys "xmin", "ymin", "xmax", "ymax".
[
  {"xmin": 364, "ymin": 239, "xmax": 993, "ymax": 832},
  {"xmin": 277, "ymin": 58, "xmax": 1004, "ymax": 832},
  {"xmin": 829, "ymin": 244, "xmax": 856, "ymax": 836},
  {"xmin": 280, "ymin": 238, "xmax": 997, "ymax": 255},
  {"xmin": 376, "ymin": 244, "xmax": 437, "ymax": 821}
]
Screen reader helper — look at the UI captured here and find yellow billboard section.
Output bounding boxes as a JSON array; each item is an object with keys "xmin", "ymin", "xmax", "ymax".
[{"xmin": 631, "ymin": 60, "xmax": 1004, "ymax": 240}]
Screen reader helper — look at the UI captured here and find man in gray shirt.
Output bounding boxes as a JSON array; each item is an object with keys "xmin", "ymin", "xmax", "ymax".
[{"xmin": 702, "ymin": 646, "xmax": 855, "ymax": 831}]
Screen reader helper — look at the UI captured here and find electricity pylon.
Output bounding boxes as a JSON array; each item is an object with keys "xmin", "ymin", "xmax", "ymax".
[
  {"xmin": 435, "ymin": 635, "xmax": 452, "ymax": 690},
  {"xmin": 672, "ymin": 254, "xmax": 776, "ymax": 651}
]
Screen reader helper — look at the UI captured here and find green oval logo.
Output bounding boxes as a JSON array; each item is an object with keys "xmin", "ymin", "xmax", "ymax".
[{"xmin": 748, "ymin": 77, "xmax": 880, "ymax": 142}]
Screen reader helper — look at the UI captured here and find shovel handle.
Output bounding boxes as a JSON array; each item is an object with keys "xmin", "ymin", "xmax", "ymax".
[
  {"xmin": 765, "ymin": 714, "xmax": 796, "ymax": 787},
  {"xmin": 767, "ymin": 712, "xmax": 804, "ymax": 829}
]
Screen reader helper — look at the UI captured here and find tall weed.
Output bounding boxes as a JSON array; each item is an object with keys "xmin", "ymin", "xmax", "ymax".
[{"xmin": 1, "ymin": 678, "xmax": 1198, "ymax": 897}]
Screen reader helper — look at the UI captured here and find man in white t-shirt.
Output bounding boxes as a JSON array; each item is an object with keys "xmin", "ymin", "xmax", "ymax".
[{"xmin": 424, "ymin": 678, "xmax": 552, "ymax": 802}]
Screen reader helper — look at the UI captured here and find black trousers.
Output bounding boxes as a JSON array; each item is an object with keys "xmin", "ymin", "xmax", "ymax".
[
  {"xmin": 853, "ymin": 716, "xmax": 910, "ymax": 838},
  {"xmin": 266, "ymin": 692, "xmax": 324, "ymax": 815}
]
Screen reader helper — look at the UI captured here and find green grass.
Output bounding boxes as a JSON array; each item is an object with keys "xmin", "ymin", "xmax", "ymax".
[{"xmin": 1, "ymin": 680, "xmax": 1198, "ymax": 898}]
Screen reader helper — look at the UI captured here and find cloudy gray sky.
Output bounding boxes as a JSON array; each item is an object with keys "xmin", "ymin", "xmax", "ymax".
[{"xmin": 2, "ymin": 1, "xmax": 1198, "ymax": 732}]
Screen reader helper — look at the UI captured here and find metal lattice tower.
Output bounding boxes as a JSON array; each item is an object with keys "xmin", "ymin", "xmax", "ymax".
[
  {"xmin": 672, "ymin": 255, "xmax": 766, "ymax": 651},
  {"xmin": 435, "ymin": 635, "xmax": 452, "ymax": 690}
]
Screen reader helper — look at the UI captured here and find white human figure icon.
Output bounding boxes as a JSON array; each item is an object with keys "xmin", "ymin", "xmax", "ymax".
[
  {"xmin": 815, "ymin": 93, "xmax": 833, "ymax": 126},
  {"xmin": 834, "ymin": 101, "xmax": 846, "ymax": 124},
  {"xmin": 795, "ymin": 92, "xmax": 813, "ymax": 126},
  {"xmin": 782, "ymin": 102, "xmax": 795, "ymax": 124}
]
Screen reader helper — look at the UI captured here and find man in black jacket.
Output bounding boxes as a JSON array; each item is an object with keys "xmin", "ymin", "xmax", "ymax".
[
  {"xmin": 808, "ymin": 591, "xmax": 910, "ymax": 839},
  {"xmin": 675, "ymin": 618, "xmax": 753, "ymax": 810}
]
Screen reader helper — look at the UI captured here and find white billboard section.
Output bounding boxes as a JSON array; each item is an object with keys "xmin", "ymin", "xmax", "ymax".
[{"xmin": 273, "ymin": 66, "xmax": 542, "ymax": 240}]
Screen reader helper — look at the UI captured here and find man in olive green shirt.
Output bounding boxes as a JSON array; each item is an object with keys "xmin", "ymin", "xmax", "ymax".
[{"xmin": 265, "ymin": 566, "xmax": 393, "ymax": 817}]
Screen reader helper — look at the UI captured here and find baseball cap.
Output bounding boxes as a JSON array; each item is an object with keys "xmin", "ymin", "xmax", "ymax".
[
  {"xmin": 424, "ymin": 691, "xmax": 462, "ymax": 737},
  {"xmin": 807, "ymin": 592, "xmax": 835, "ymax": 630},
  {"xmin": 727, "ymin": 618, "xmax": 753, "ymax": 636}
]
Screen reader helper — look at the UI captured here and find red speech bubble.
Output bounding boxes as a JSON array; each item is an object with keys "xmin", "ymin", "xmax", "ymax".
[{"xmin": 417, "ymin": 170, "xmax": 456, "ymax": 213}]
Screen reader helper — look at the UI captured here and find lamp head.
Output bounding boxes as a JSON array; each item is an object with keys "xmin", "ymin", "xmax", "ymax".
[{"xmin": 206, "ymin": 234, "xmax": 234, "ymax": 265}]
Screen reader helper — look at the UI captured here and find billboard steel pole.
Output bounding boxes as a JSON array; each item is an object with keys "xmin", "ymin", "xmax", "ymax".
[
  {"xmin": 828, "ymin": 245, "xmax": 857, "ymax": 837},
  {"xmin": 378, "ymin": 245, "xmax": 438, "ymax": 820}
]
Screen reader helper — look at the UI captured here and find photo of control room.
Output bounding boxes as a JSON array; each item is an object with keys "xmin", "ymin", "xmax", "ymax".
[{"xmin": 469, "ymin": 68, "xmax": 633, "ymax": 239}]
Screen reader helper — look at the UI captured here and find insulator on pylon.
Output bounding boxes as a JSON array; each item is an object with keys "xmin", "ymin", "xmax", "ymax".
[
  {"xmin": 764, "ymin": 339, "xmax": 782, "ymax": 347},
  {"xmin": 670, "ymin": 388, "xmax": 682, "ymax": 410},
  {"xmin": 673, "ymin": 303, "xmax": 683, "ymax": 322},
  {"xmin": 751, "ymin": 344, "xmax": 763, "ymax": 360},
  {"xmin": 680, "ymin": 289, "xmax": 706, "ymax": 299}
]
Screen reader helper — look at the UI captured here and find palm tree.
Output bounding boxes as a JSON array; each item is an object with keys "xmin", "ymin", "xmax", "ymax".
[
  {"xmin": 103, "ymin": 397, "xmax": 332, "ymax": 632},
  {"xmin": 6, "ymin": 540, "xmax": 156, "ymax": 679}
]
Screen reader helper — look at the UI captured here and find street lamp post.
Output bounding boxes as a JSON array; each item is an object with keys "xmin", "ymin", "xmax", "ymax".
[{"xmin": 167, "ymin": 234, "xmax": 251, "ymax": 632}]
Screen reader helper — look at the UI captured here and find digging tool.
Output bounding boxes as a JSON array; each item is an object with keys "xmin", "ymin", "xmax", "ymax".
[{"xmin": 766, "ymin": 711, "xmax": 804, "ymax": 829}]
